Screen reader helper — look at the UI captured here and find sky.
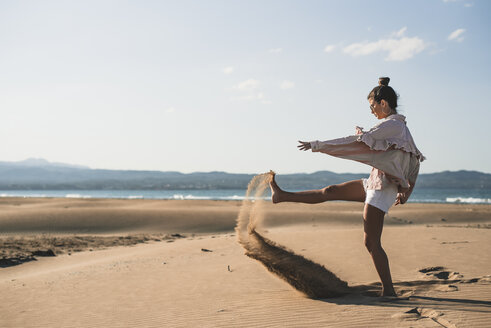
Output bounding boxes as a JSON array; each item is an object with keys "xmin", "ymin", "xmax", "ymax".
[{"xmin": 1, "ymin": 0, "xmax": 490, "ymax": 174}]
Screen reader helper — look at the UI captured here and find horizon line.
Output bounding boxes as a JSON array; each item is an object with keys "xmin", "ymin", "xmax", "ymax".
[{"xmin": 1, "ymin": 158, "xmax": 490, "ymax": 176}]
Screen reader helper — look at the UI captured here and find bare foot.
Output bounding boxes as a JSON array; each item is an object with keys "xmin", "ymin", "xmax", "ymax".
[
  {"xmin": 379, "ymin": 295, "xmax": 409, "ymax": 302},
  {"xmin": 381, "ymin": 288, "xmax": 397, "ymax": 297},
  {"xmin": 269, "ymin": 172, "xmax": 282, "ymax": 204}
]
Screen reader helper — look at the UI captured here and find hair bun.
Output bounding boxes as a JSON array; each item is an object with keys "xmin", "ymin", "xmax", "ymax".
[{"xmin": 378, "ymin": 77, "xmax": 390, "ymax": 86}]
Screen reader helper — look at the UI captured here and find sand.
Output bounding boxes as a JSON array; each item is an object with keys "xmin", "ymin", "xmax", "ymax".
[{"xmin": 1, "ymin": 196, "xmax": 490, "ymax": 327}]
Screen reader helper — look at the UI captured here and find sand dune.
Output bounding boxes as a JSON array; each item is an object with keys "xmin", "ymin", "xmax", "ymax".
[
  {"xmin": 1, "ymin": 190, "xmax": 490, "ymax": 327},
  {"xmin": 0, "ymin": 198, "xmax": 241, "ymax": 234},
  {"xmin": 1, "ymin": 197, "xmax": 490, "ymax": 235}
]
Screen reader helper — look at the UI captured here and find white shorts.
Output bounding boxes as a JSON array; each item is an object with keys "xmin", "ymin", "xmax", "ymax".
[{"xmin": 362, "ymin": 179, "xmax": 398, "ymax": 213}]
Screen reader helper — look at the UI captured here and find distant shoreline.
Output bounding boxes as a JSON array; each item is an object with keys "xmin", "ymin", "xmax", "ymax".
[
  {"xmin": 1, "ymin": 189, "xmax": 490, "ymax": 204},
  {"xmin": 2, "ymin": 196, "xmax": 491, "ymax": 205}
]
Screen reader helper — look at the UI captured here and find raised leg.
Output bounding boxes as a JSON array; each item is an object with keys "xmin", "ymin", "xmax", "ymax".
[
  {"xmin": 269, "ymin": 173, "xmax": 365, "ymax": 204},
  {"xmin": 363, "ymin": 204, "xmax": 396, "ymax": 297}
]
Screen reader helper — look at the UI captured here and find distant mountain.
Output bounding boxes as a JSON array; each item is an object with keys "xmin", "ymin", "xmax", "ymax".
[
  {"xmin": 414, "ymin": 170, "xmax": 491, "ymax": 189},
  {"xmin": 0, "ymin": 159, "xmax": 489, "ymax": 190},
  {"xmin": 1, "ymin": 158, "xmax": 89, "ymax": 169}
]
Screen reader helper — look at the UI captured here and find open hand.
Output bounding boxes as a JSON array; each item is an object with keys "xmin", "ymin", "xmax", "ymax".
[
  {"xmin": 297, "ymin": 141, "xmax": 311, "ymax": 151},
  {"xmin": 394, "ymin": 193, "xmax": 408, "ymax": 206}
]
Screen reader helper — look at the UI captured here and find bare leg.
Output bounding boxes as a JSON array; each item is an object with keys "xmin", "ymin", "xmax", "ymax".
[
  {"xmin": 363, "ymin": 204, "xmax": 396, "ymax": 297},
  {"xmin": 269, "ymin": 173, "xmax": 365, "ymax": 204}
]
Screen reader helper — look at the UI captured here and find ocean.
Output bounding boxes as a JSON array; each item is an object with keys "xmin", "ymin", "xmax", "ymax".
[{"xmin": 1, "ymin": 188, "xmax": 490, "ymax": 204}]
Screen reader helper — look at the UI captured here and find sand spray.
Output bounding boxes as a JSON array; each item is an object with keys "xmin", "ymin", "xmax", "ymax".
[{"xmin": 235, "ymin": 171, "xmax": 350, "ymax": 298}]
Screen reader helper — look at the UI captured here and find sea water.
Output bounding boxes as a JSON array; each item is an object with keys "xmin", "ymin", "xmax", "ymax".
[{"xmin": 0, "ymin": 188, "xmax": 490, "ymax": 204}]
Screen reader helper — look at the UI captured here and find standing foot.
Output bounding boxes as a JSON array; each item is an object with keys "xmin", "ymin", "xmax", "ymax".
[
  {"xmin": 269, "ymin": 171, "xmax": 283, "ymax": 204},
  {"xmin": 378, "ymin": 295, "xmax": 409, "ymax": 302},
  {"xmin": 381, "ymin": 287, "xmax": 397, "ymax": 297}
]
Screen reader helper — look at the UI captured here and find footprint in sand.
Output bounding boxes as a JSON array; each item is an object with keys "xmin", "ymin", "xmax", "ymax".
[
  {"xmin": 392, "ymin": 307, "xmax": 458, "ymax": 328},
  {"xmin": 419, "ymin": 266, "xmax": 463, "ymax": 280}
]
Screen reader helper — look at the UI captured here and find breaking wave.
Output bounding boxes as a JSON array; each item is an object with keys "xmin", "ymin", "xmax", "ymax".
[{"xmin": 446, "ymin": 197, "xmax": 491, "ymax": 204}]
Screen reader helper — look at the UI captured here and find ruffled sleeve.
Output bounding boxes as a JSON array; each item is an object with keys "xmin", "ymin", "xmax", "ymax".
[
  {"xmin": 306, "ymin": 114, "xmax": 423, "ymax": 197},
  {"xmin": 357, "ymin": 115, "xmax": 425, "ymax": 162}
]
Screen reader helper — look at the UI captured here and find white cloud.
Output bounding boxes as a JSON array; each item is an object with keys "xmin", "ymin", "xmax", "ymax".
[
  {"xmin": 464, "ymin": 3, "xmax": 473, "ymax": 7},
  {"xmin": 324, "ymin": 44, "xmax": 336, "ymax": 53},
  {"xmin": 280, "ymin": 80, "xmax": 295, "ymax": 90},
  {"xmin": 269, "ymin": 48, "xmax": 283, "ymax": 53},
  {"xmin": 343, "ymin": 28, "xmax": 426, "ymax": 61},
  {"xmin": 166, "ymin": 107, "xmax": 176, "ymax": 113},
  {"xmin": 448, "ymin": 28, "xmax": 466, "ymax": 42},
  {"xmin": 391, "ymin": 27, "xmax": 407, "ymax": 38},
  {"xmin": 230, "ymin": 79, "xmax": 270, "ymax": 104},
  {"xmin": 234, "ymin": 78, "xmax": 259, "ymax": 91},
  {"xmin": 223, "ymin": 66, "xmax": 234, "ymax": 74}
]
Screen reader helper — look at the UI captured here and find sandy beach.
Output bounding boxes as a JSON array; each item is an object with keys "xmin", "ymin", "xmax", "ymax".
[
  {"xmin": 1, "ymin": 197, "xmax": 490, "ymax": 327},
  {"xmin": 2, "ymin": 1, "xmax": 490, "ymax": 327}
]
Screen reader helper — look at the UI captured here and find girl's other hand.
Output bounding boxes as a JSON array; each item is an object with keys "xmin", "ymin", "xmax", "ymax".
[
  {"xmin": 297, "ymin": 141, "xmax": 311, "ymax": 151},
  {"xmin": 394, "ymin": 193, "xmax": 408, "ymax": 205}
]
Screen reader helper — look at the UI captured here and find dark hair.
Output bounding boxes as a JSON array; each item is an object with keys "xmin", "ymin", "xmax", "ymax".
[{"xmin": 367, "ymin": 77, "xmax": 398, "ymax": 111}]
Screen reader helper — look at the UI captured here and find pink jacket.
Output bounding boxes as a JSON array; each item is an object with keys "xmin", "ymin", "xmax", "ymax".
[{"xmin": 309, "ymin": 114, "xmax": 424, "ymax": 197}]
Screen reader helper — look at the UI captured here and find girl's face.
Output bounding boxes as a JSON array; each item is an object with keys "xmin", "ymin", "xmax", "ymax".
[{"xmin": 368, "ymin": 98, "xmax": 392, "ymax": 119}]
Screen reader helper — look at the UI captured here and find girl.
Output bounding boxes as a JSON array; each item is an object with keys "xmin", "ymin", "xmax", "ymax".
[{"xmin": 269, "ymin": 77, "xmax": 424, "ymax": 297}]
